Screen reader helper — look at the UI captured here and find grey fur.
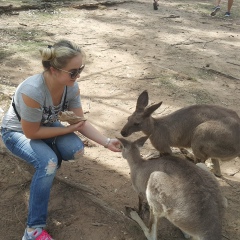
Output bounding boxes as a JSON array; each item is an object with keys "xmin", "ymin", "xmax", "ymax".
[
  {"xmin": 121, "ymin": 90, "xmax": 240, "ymax": 176},
  {"xmin": 118, "ymin": 136, "xmax": 226, "ymax": 240}
]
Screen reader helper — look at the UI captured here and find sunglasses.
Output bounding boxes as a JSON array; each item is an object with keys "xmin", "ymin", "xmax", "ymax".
[{"xmin": 56, "ymin": 65, "xmax": 85, "ymax": 79}]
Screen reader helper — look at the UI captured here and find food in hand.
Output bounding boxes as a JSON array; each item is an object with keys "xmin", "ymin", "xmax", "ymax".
[{"xmin": 59, "ymin": 111, "xmax": 87, "ymax": 125}]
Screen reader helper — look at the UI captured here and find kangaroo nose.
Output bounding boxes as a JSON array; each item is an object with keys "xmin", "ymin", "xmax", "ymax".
[{"xmin": 121, "ymin": 131, "xmax": 127, "ymax": 137}]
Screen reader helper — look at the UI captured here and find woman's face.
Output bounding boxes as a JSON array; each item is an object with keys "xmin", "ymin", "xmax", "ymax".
[{"xmin": 55, "ymin": 54, "xmax": 84, "ymax": 86}]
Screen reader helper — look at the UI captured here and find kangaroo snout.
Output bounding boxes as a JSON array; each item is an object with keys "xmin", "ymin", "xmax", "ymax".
[{"xmin": 120, "ymin": 130, "xmax": 128, "ymax": 137}]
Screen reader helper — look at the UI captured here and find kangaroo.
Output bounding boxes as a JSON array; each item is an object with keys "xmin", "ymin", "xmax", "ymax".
[
  {"xmin": 120, "ymin": 90, "xmax": 240, "ymax": 177},
  {"xmin": 118, "ymin": 136, "xmax": 226, "ymax": 240}
]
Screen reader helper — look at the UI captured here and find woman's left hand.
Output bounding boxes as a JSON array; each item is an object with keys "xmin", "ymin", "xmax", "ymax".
[{"xmin": 106, "ymin": 138, "xmax": 122, "ymax": 152}]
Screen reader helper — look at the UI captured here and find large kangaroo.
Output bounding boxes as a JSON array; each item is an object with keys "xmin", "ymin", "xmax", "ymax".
[
  {"xmin": 120, "ymin": 90, "xmax": 240, "ymax": 177},
  {"xmin": 118, "ymin": 136, "xmax": 226, "ymax": 240}
]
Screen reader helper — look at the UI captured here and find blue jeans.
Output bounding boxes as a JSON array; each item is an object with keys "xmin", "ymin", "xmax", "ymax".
[{"xmin": 1, "ymin": 122, "xmax": 84, "ymax": 228}]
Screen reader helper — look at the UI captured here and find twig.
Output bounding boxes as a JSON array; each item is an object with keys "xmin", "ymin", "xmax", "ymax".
[
  {"xmin": 161, "ymin": 14, "xmax": 180, "ymax": 19},
  {"xmin": 172, "ymin": 38, "xmax": 216, "ymax": 48},
  {"xmin": 199, "ymin": 67, "xmax": 240, "ymax": 81},
  {"xmin": 222, "ymin": 234, "xmax": 231, "ymax": 240},
  {"xmin": 92, "ymin": 222, "xmax": 107, "ymax": 226},
  {"xmin": 203, "ymin": 39, "xmax": 216, "ymax": 49},
  {"xmin": 14, "ymin": 204, "xmax": 25, "ymax": 228},
  {"xmin": 19, "ymin": 23, "xmax": 27, "ymax": 27},
  {"xmin": 55, "ymin": 176, "xmax": 98, "ymax": 195},
  {"xmin": 227, "ymin": 61, "xmax": 240, "ymax": 67},
  {"xmin": 229, "ymin": 169, "xmax": 240, "ymax": 176},
  {"xmin": 139, "ymin": 77, "xmax": 158, "ymax": 80}
]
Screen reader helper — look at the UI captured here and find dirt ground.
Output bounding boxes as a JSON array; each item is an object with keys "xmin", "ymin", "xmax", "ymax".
[{"xmin": 0, "ymin": 0, "xmax": 240, "ymax": 239}]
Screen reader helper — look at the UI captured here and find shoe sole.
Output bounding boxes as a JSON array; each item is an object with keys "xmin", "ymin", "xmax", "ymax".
[{"xmin": 211, "ymin": 8, "xmax": 220, "ymax": 16}]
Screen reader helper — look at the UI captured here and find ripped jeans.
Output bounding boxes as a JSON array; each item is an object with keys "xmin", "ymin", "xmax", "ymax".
[{"xmin": 1, "ymin": 122, "xmax": 84, "ymax": 228}]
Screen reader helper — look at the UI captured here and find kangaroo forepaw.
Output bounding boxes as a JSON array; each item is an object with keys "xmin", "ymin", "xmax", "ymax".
[
  {"xmin": 179, "ymin": 148, "xmax": 196, "ymax": 163},
  {"xmin": 144, "ymin": 151, "xmax": 160, "ymax": 160}
]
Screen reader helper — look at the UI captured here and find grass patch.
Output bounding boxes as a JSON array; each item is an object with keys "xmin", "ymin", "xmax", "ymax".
[
  {"xmin": 0, "ymin": 50, "xmax": 9, "ymax": 59},
  {"xmin": 196, "ymin": 67, "xmax": 215, "ymax": 80},
  {"xmin": 159, "ymin": 78, "xmax": 179, "ymax": 92},
  {"xmin": 191, "ymin": 89, "xmax": 214, "ymax": 104},
  {"xmin": 0, "ymin": 26, "xmax": 53, "ymax": 60}
]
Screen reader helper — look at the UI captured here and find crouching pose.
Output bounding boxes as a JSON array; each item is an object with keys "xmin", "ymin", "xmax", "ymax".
[{"xmin": 1, "ymin": 39, "xmax": 121, "ymax": 240}]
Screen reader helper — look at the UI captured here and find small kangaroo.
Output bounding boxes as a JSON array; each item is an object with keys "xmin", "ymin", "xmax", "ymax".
[
  {"xmin": 120, "ymin": 90, "xmax": 240, "ymax": 177},
  {"xmin": 118, "ymin": 136, "xmax": 226, "ymax": 240}
]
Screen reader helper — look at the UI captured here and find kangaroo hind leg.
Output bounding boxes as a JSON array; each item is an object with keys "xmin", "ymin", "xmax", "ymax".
[{"xmin": 130, "ymin": 207, "xmax": 158, "ymax": 240}]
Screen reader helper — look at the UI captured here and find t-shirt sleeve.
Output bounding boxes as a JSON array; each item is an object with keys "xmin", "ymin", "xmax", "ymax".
[
  {"xmin": 18, "ymin": 85, "xmax": 44, "ymax": 122},
  {"xmin": 19, "ymin": 102, "xmax": 43, "ymax": 122}
]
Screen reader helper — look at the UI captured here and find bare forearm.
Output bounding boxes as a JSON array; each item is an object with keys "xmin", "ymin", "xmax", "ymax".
[
  {"xmin": 79, "ymin": 121, "xmax": 109, "ymax": 147},
  {"xmin": 69, "ymin": 108, "xmax": 109, "ymax": 146}
]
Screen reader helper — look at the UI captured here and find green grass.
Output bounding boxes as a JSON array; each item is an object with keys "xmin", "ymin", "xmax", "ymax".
[
  {"xmin": 0, "ymin": 49, "xmax": 9, "ymax": 59},
  {"xmin": 191, "ymin": 89, "xmax": 214, "ymax": 104},
  {"xmin": 0, "ymin": 26, "xmax": 53, "ymax": 61}
]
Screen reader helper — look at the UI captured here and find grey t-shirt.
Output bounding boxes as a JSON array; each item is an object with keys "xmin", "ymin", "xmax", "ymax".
[{"xmin": 1, "ymin": 73, "xmax": 81, "ymax": 131}]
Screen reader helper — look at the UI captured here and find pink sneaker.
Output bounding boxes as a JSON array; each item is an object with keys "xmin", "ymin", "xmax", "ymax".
[
  {"xmin": 22, "ymin": 228, "xmax": 54, "ymax": 240},
  {"xmin": 36, "ymin": 230, "xmax": 54, "ymax": 240}
]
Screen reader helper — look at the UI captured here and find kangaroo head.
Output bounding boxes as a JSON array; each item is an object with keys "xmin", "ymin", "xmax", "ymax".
[
  {"xmin": 117, "ymin": 136, "xmax": 149, "ymax": 159},
  {"xmin": 121, "ymin": 90, "xmax": 162, "ymax": 137}
]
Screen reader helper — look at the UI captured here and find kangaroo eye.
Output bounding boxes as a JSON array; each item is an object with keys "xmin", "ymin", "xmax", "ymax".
[{"xmin": 134, "ymin": 122, "xmax": 140, "ymax": 126}]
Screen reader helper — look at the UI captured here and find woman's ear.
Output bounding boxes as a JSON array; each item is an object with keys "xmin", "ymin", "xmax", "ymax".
[
  {"xmin": 49, "ymin": 66, "xmax": 59, "ymax": 78},
  {"xmin": 49, "ymin": 66, "xmax": 56, "ymax": 74}
]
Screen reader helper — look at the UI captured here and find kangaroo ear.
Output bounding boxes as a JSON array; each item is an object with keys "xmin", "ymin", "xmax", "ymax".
[
  {"xmin": 136, "ymin": 90, "xmax": 148, "ymax": 112},
  {"xmin": 143, "ymin": 102, "xmax": 162, "ymax": 117},
  {"xmin": 135, "ymin": 135, "xmax": 149, "ymax": 147},
  {"xmin": 116, "ymin": 137, "xmax": 129, "ymax": 149}
]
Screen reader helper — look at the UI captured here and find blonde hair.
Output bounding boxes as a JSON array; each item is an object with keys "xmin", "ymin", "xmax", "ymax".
[{"xmin": 39, "ymin": 39, "xmax": 85, "ymax": 70}]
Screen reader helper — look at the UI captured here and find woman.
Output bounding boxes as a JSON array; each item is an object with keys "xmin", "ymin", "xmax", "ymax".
[{"xmin": 1, "ymin": 39, "xmax": 121, "ymax": 240}]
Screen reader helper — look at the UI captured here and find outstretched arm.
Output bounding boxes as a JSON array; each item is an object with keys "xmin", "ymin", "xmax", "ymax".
[{"xmin": 71, "ymin": 108, "xmax": 121, "ymax": 152}]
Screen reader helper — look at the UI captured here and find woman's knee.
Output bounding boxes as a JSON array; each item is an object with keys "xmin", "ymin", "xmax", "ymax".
[
  {"xmin": 57, "ymin": 134, "xmax": 85, "ymax": 160},
  {"xmin": 36, "ymin": 152, "xmax": 58, "ymax": 173},
  {"xmin": 45, "ymin": 158, "xmax": 58, "ymax": 175},
  {"xmin": 62, "ymin": 146, "xmax": 84, "ymax": 161},
  {"xmin": 73, "ymin": 148, "xmax": 84, "ymax": 159}
]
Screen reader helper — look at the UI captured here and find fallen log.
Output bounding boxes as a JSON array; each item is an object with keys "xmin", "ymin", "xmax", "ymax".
[
  {"xmin": 0, "ymin": 1, "xmax": 133, "ymax": 14},
  {"xmin": 72, "ymin": 1, "xmax": 132, "ymax": 10}
]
